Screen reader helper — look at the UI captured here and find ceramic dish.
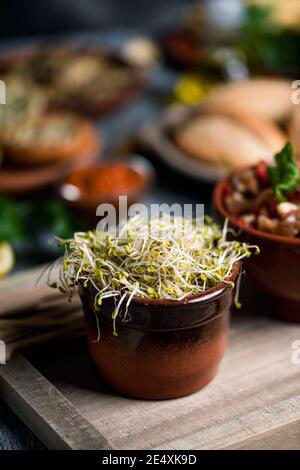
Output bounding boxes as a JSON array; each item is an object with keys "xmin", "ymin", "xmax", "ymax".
[
  {"xmin": 214, "ymin": 178, "xmax": 300, "ymax": 322},
  {"xmin": 138, "ymin": 105, "xmax": 226, "ymax": 183},
  {"xmin": 79, "ymin": 261, "xmax": 241, "ymax": 399},
  {"xmin": 58, "ymin": 155, "xmax": 154, "ymax": 217},
  {"xmin": 0, "ymin": 128, "xmax": 100, "ymax": 196},
  {"xmin": 0, "ymin": 44, "xmax": 145, "ymax": 117},
  {"xmin": 138, "ymin": 104, "xmax": 286, "ymax": 183},
  {"xmin": 2, "ymin": 114, "xmax": 99, "ymax": 166}
]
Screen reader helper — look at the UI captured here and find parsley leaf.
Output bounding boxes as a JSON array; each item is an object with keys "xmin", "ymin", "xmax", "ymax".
[
  {"xmin": 268, "ymin": 143, "xmax": 300, "ymax": 203},
  {"xmin": 0, "ymin": 197, "xmax": 25, "ymax": 242}
]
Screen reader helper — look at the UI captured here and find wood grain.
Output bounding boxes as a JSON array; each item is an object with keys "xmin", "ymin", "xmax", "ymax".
[
  {"xmin": 0, "ymin": 354, "xmax": 110, "ymax": 450},
  {"xmin": 0, "ymin": 265, "xmax": 84, "ymax": 359},
  {"xmin": 0, "ymin": 267, "xmax": 300, "ymax": 449}
]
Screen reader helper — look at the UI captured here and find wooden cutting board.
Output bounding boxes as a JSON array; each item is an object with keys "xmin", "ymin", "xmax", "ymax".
[{"xmin": 0, "ymin": 266, "xmax": 300, "ymax": 450}]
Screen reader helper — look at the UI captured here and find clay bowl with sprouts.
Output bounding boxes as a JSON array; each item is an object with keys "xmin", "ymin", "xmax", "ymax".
[{"xmin": 52, "ymin": 215, "xmax": 257, "ymax": 399}]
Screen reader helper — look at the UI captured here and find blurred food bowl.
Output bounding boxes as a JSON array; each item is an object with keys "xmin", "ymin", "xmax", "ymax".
[{"xmin": 58, "ymin": 155, "xmax": 155, "ymax": 221}]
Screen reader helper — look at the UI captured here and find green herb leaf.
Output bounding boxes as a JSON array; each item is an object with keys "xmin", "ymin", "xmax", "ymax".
[
  {"xmin": 0, "ymin": 197, "xmax": 25, "ymax": 242},
  {"xmin": 238, "ymin": 5, "xmax": 300, "ymax": 76},
  {"xmin": 267, "ymin": 143, "xmax": 299, "ymax": 203}
]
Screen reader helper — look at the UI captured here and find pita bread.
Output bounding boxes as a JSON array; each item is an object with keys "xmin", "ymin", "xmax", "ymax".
[
  {"xmin": 175, "ymin": 108, "xmax": 287, "ymax": 170},
  {"xmin": 289, "ymin": 106, "xmax": 300, "ymax": 157},
  {"xmin": 203, "ymin": 78, "xmax": 292, "ymax": 122}
]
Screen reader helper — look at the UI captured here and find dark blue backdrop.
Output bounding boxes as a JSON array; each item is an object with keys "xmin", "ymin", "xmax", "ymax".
[{"xmin": 1, "ymin": 0, "xmax": 196, "ymax": 37}]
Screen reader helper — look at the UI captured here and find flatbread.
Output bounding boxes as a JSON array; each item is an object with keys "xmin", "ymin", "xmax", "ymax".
[
  {"xmin": 175, "ymin": 108, "xmax": 287, "ymax": 170},
  {"xmin": 289, "ymin": 106, "xmax": 300, "ymax": 157},
  {"xmin": 203, "ymin": 78, "xmax": 292, "ymax": 122}
]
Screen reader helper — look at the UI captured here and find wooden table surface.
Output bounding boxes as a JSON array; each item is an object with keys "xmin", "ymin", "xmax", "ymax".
[{"xmin": 0, "ymin": 266, "xmax": 300, "ymax": 450}]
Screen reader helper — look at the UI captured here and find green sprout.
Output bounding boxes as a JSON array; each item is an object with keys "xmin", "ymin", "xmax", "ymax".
[{"xmin": 52, "ymin": 215, "xmax": 258, "ymax": 336}]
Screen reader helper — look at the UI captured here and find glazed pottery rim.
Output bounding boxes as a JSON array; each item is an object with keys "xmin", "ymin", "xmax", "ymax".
[
  {"xmin": 80, "ymin": 260, "xmax": 241, "ymax": 308},
  {"xmin": 214, "ymin": 177, "xmax": 300, "ymax": 247}
]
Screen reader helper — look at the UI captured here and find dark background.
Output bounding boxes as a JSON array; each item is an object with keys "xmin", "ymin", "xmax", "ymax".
[{"xmin": 1, "ymin": 0, "xmax": 196, "ymax": 37}]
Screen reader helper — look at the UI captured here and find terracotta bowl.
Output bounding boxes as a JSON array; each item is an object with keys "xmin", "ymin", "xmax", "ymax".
[
  {"xmin": 58, "ymin": 155, "xmax": 154, "ymax": 222},
  {"xmin": 213, "ymin": 178, "xmax": 300, "ymax": 323},
  {"xmin": 78, "ymin": 262, "xmax": 240, "ymax": 399}
]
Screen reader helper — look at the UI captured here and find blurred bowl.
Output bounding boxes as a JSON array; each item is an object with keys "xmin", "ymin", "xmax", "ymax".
[
  {"xmin": 161, "ymin": 30, "xmax": 203, "ymax": 69},
  {"xmin": 213, "ymin": 177, "xmax": 300, "ymax": 322},
  {"xmin": 58, "ymin": 155, "xmax": 155, "ymax": 221},
  {"xmin": 0, "ymin": 43, "xmax": 145, "ymax": 117},
  {"xmin": 79, "ymin": 261, "xmax": 241, "ymax": 399},
  {"xmin": 0, "ymin": 127, "xmax": 101, "ymax": 196}
]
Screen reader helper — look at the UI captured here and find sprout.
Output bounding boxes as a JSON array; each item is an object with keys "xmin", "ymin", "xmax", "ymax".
[{"xmin": 52, "ymin": 215, "xmax": 258, "ymax": 335}]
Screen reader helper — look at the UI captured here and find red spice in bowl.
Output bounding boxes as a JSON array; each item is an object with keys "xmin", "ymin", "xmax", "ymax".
[
  {"xmin": 59, "ymin": 157, "xmax": 154, "ymax": 216},
  {"xmin": 68, "ymin": 162, "xmax": 143, "ymax": 198}
]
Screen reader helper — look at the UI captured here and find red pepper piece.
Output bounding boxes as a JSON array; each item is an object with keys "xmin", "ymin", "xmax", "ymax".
[
  {"xmin": 256, "ymin": 161, "xmax": 270, "ymax": 186},
  {"xmin": 266, "ymin": 196, "xmax": 278, "ymax": 217},
  {"xmin": 224, "ymin": 183, "xmax": 234, "ymax": 197}
]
